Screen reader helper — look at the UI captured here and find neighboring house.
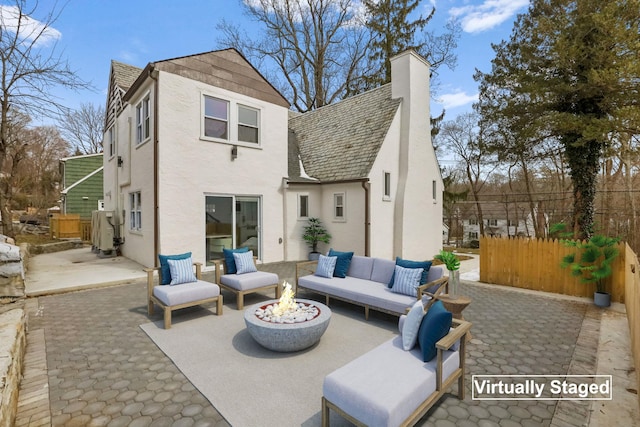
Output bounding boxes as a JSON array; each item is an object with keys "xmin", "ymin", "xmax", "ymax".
[
  {"xmin": 102, "ymin": 48, "xmax": 443, "ymax": 268},
  {"xmin": 462, "ymin": 202, "xmax": 535, "ymax": 245},
  {"xmin": 59, "ymin": 153, "xmax": 104, "ymax": 219}
]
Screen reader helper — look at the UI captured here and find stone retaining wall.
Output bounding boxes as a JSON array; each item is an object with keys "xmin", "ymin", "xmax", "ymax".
[
  {"xmin": 0, "ymin": 308, "xmax": 26, "ymax": 427},
  {"xmin": 0, "ymin": 236, "xmax": 28, "ymax": 427}
]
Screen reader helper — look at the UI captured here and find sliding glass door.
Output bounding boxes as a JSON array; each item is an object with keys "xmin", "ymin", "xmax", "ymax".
[{"xmin": 205, "ymin": 195, "xmax": 261, "ymax": 266}]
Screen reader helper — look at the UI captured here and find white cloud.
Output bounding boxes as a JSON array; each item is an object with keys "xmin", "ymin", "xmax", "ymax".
[
  {"xmin": 449, "ymin": 0, "xmax": 529, "ymax": 33},
  {"xmin": 437, "ymin": 90, "xmax": 478, "ymax": 109},
  {"xmin": 0, "ymin": 5, "xmax": 62, "ymax": 46}
]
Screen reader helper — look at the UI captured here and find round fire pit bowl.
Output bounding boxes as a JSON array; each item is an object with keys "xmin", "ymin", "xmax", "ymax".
[{"xmin": 243, "ymin": 299, "xmax": 331, "ymax": 352}]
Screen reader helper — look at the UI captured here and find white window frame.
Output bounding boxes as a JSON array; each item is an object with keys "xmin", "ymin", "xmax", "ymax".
[
  {"xmin": 298, "ymin": 194, "xmax": 309, "ymax": 219},
  {"xmin": 237, "ymin": 104, "xmax": 260, "ymax": 144},
  {"xmin": 130, "ymin": 191, "xmax": 142, "ymax": 231},
  {"xmin": 135, "ymin": 95, "xmax": 150, "ymax": 145},
  {"xmin": 468, "ymin": 231, "xmax": 478, "ymax": 240},
  {"xmin": 469, "ymin": 218, "xmax": 478, "ymax": 225},
  {"xmin": 203, "ymin": 95, "xmax": 229, "ymax": 140},
  {"xmin": 108, "ymin": 127, "xmax": 115, "ymax": 158},
  {"xmin": 432, "ymin": 180, "xmax": 437, "ymax": 203},
  {"xmin": 383, "ymin": 171, "xmax": 391, "ymax": 201},
  {"xmin": 334, "ymin": 192, "xmax": 345, "ymax": 221},
  {"xmin": 487, "ymin": 219, "xmax": 498, "ymax": 226}
]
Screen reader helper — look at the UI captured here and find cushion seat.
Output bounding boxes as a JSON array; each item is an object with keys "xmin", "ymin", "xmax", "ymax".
[
  {"xmin": 220, "ymin": 271, "xmax": 279, "ymax": 291},
  {"xmin": 153, "ymin": 280, "xmax": 220, "ymax": 307},
  {"xmin": 323, "ymin": 335, "xmax": 460, "ymax": 427}
]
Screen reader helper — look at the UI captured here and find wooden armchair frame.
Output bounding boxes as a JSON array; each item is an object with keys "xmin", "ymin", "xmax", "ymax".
[
  {"xmin": 213, "ymin": 257, "xmax": 281, "ymax": 310},
  {"xmin": 145, "ymin": 262, "xmax": 223, "ymax": 329}
]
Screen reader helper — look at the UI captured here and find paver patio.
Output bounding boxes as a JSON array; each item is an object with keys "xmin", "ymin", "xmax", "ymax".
[{"xmin": 16, "ymin": 261, "xmax": 598, "ymax": 427}]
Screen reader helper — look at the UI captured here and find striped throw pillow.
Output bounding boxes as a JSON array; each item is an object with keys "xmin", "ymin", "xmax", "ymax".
[
  {"xmin": 391, "ymin": 265, "xmax": 424, "ymax": 297},
  {"xmin": 167, "ymin": 257, "xmax": 197, "ymax": 285},
  {"xmin": 233, "ymin": 250, "xmax": 257, "ymax": 274},
  {"xmin": 315, "ymin": 255, "xmax": 337, "ymax": 278}
]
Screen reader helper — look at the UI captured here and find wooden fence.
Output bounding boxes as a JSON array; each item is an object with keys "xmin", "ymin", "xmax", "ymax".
[
  {"xmin": 49, "ymin": 214, "xmax": 81, "ymax": 239},
  {"xmin": 80, "ymin": 219, "xmax": 92, "ymax": 242},
  {"xmin": 623, "ymin": 244, "xmax": 640, "ymax": 409},
  {"xmin": 479, "ymin": 236, "xmax": 626, "ymax": 303}
]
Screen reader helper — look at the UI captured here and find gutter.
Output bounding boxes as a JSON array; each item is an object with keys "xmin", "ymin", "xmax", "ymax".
[{"xmin": 149, "ymin": 65, "xmax": 160, "ymax": 266}]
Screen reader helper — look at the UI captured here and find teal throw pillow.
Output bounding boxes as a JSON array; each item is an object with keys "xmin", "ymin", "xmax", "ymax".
[
  {"xmin": 417, "ymin": 300, "xmax": 452, "ymax": 362},
  {"xmin": 233, "ymin": 250, "xmax": 257, "ymax": 274},
  {"xmin": 167, "ymin": 257, "xmax": 197, "ymax": 285},
  {"xmin": 388, "ymin": 257, "xmax": 432, "ymax": 288},
  {"xmin": 158, "ymin": 252, "xmax": 192, "ymax": 285},
  {"xmin": 223, "ymin": 247, "xmax": 249, "ymax": 274},
  {"xmin": 328, "ymin": 249, "xmax": 354, "ymax": 278}
]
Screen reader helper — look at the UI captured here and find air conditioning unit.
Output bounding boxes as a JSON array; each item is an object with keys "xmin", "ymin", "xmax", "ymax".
[{"xmin": 91, "ymin": 210, "xmax": 117, "ymax": 254}]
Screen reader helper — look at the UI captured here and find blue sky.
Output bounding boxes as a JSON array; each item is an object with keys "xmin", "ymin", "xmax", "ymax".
[{"xmin": 4, "ymin": 0, "xmax": 530, "ymax": 120}]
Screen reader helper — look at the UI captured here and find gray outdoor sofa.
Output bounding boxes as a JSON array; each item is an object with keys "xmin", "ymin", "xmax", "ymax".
[
  {"xmin": 322, "ymin": 317, "xmax": 471, "ymax": 427},
  {"xmin": 296, "ymin": 255, "xmax": 447, "ymax": 319}
]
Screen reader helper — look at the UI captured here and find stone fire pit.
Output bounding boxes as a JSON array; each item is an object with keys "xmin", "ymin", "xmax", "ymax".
[{"xmin": 244, "ymin": 298, "xmax": 331, "ymax": 352}]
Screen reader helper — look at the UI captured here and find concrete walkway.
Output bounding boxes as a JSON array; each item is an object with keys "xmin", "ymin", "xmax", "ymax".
[{"xmin": 14, "ymin": 248, "xmax": 639, "ymax": 426}]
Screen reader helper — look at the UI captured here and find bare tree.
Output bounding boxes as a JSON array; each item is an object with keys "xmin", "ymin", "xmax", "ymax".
[
  {"xmin": 436, "ymin": 112, "xmax": 498, "ymax": 237},
  {"xmin": 58, "ymin": 103, "xmax": 105, "ymax": 154},
  {"xmin": 0, "ymin": 0, "xmax": 89, "ymax": 235},
  {"xmin": 217, "ymin": 0, "xmax": 370, "ymax": 112}
]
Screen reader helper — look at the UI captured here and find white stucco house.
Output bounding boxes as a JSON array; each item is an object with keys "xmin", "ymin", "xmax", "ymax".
[{"xmin": 102, "ymin": 48, "xmax": 443, "ymax": 268}]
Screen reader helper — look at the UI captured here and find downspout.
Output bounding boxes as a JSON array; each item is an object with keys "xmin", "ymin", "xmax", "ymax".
[
  {"xmin": 362, "ymin": 180, "xmax": 370, "ymax": 257},
  {"xmin": 149, "ymin": 66, "xmax": 160, "ymax": 265},
  {"xmin": 282, "ymin": 177, "xmax": 289, "ymax": 261}
]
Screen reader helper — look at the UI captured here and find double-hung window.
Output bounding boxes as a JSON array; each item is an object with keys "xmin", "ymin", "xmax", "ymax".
[
  {"xmin": 487, "ymin": 219, "xmax": 498, "ymax": 226},
  {"xmin": 130, "ymin": 191, "xmax": 142, "ymax": 231},
  {"xmin": 136, "ymin": 95, "xmax": 150, "ymax": 144},
  {"xmin": 204, "ymin": 95, "xmax": 229, "ymax": 139},
  {"xmin": 238, "ymin": 105, "xmax": 259, "ymax": 144},
  {"xmin": 334, "ymin": 193, "xmax": 345, "ymax": 220}
]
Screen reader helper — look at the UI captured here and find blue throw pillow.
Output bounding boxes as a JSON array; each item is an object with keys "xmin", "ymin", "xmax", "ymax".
[
  {"xmin": 158, "ymin": 252, "xmax": 192, "ymax": 285},
  {"xmin": 328, "ymin": 249, "xmax": 354, "ymax": 278},
  {"xmin": 167, "ymin": 257, "xmax": 197, "ymax": 285},
  {"xmin": 223, "ymin": 247, "xmax": 249, "ymax": 274},
  {"xmin": 417, "ymin": 300, "xmax": 452, "ymax": 362},
  {"xmin": 390, "ymin": 265, "xmax": 424, "ymax": 297},
  {"xmin": 233, "ymin": 250, "xmax": 257, "ymax": 274},
  {"xmin": 315, "ymin": 255, "xmax": 337, "ymax": 278},
  {"xmin": 388, "ymin": 257, "xmax": 432, "ymax": 288}
]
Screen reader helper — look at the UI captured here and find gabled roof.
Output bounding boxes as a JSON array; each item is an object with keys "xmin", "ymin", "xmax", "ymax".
[
  {"xmin": 288, "ymin": 84, "xmax": 401, "ymax": 182},
  {"xmin": 111, "ymin": 60, "xmax": 142, "ymax": 92},
  {"xmin": 123, "ymin": 48, "xmax": 289, "ymax": 108}
]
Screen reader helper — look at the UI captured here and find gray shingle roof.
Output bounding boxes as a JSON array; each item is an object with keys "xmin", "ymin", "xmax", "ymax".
[
  {"xmin": 111, "ymin": 60, "xmax": 142, "ymax": 91},
  {"xmin": 288, "ymin": 84, "xmax": 401, "ymax": 182}
]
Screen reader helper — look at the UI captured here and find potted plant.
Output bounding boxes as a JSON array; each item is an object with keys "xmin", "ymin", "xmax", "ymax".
[
  {"xmin": 560, "ymin": 234, "xmax": 620, "ymax": 307},
  {"xmin": 302, "ymin": 217, "xmax": 331, "ymax": 260},
  {"xmin": 434, "ymin": 250, "xmax": 461, "ymax": 299}
]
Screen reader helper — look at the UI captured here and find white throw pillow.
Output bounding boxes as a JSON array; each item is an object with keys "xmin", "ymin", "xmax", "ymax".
[
  {"xmin": 391, "ymin": 265, "xmax": 424, "ymax": 297},
  {"xmin": 402, "ymin": 300, "xmax": 426, "ymax": 350},
  {"xmin": 167, "ymin": 257, "xmax": 197, "ymax": 285},
  {"xmin": 315, "ymin": 255, "xmax": 337, "ymax": 278},
  {"xmin": 233, "ymin": 250, "xmax": 257, "ymax": 274}
]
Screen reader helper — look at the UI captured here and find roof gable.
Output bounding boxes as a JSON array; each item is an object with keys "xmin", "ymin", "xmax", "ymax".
[
  {"xmin": 124, "ymin": 49, "xmax": 289, "ymax": 108},
  {"xmin": 106, "ymin": 61, "xmax": 143, "ymax": 129},
  {"xmin": 288, "ymin": 84, "xmax": 400, "ymax": 181}
]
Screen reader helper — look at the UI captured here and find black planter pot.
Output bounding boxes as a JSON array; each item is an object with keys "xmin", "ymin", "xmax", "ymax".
[
  {"xmin": 593, "ymin": 291, "xmax": 611, "ymax": 308},
  {"xmin": 308, "ymin": 252, "xmax": 321, "ymax": 261}
]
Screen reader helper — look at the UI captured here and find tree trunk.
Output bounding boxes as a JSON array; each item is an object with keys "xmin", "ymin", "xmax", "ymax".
[{"xmin": 564, "ymin": 137, "xmax": 601, "ymax": 239}]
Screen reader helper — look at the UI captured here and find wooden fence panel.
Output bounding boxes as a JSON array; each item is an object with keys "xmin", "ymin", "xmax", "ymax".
[
  {"xmin": 480, "ymin": 236, "xmax": 626, "ymax": 303},
  {"xmin": 623, "ymin": 244, "xmax": 640, "ymax": 409},
  {"xmin": 49, "ymin": 214, "xmax": 81, "ymax": 239},
  {"xmin": 80, "ymin": 220, "xmax": 92, "ymax": 242}
]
